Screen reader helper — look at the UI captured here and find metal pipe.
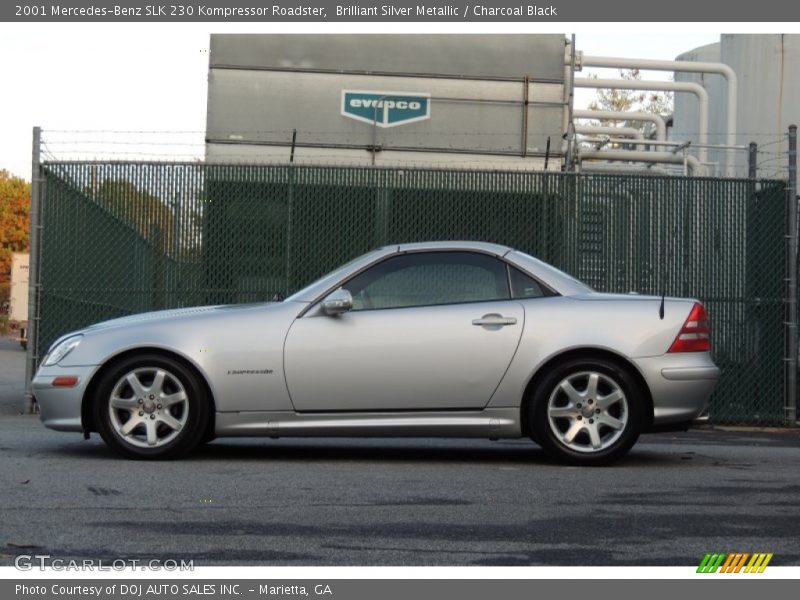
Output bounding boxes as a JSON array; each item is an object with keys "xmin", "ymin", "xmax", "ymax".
[
  {"xmin": 579, "ymin": 149, "xmax": 703, "ymax": 176},
  {"xmin": 24, "ymin": 126, "xmax": 42, "ymax": 415},
  {"xmin": 580, "ymin": 162, "xmax": 670, "ymax": 175},
  {"xmin": 575, "ymin": 126, "xmax": 644, "ymax": 151},
  {"xmin": 576, "ymin": 125, "xmax": 643, "ymax": 139},
  {"xmin": 577, "ymin": 137, "xmax": 654, "ymax": 154},
  {"xmin": 580, "ymin": 54, "xmax": 738, "ymax": 176},
  {"xmin": 786, "ymin": 124, "xmax": 798, "ymax": 424},
  {"xmin": 575, "ymin": 78, "xmax": 709, "ymax": 165},
  {"xmin": 577, "ymin": 136, "xmax": 639, "ymax": 146},
  {"xmin": 574, "ymin": 109, "xmax": 666, "ymax": 141},
  {"xmin": 594, "ymin": 139, "xmax": 745, "ymax": 151},
  {"xmin": 575, "ymin": 126, "xmax": 644, "ymax": 140}
]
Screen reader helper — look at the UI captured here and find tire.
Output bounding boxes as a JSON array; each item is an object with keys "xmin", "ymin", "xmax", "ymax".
[
  {"xmin": 92, "ymin": 354, "xmax": 210, "ymax": 460},
  {"xmin": 529, "ymin": 357, "xmax": 644, "ymax": 466}
]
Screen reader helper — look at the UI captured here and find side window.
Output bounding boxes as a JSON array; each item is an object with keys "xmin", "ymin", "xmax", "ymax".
[
  {"xmin": 509, "ymin": 266, "xmax": 547, "ymax": 299},
  {"xmin": 344, "ymin": 252, "xmax": 510, "ymax": 311}
]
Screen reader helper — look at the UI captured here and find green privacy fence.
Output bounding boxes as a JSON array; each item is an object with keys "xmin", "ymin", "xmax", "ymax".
[{"xmin": 37, "ymin": 162, "xmax": 788, "ymax": 424}]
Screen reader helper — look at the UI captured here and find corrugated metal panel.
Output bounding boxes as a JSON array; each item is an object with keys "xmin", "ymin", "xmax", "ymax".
[
  {"xmin": 206, "ymin": 68, "xmax": 564, "ymax": 157},
  {"xmin": 209, "ymin": 34, "xmax": 567, "ymax": 81},
  {"xmin": 204, "ymin": 144, "xmax": 554, "ymax": 171}
]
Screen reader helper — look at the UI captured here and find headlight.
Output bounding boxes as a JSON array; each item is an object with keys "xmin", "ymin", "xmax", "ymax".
[{"xmin": 42, "ymin": 335, "xmax": 83, "ymax": 366}]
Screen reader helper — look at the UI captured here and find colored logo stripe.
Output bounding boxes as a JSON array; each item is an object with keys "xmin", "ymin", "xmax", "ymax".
[
  {"xmin": 745, "ymin": 553, "xmax": 773, "ymax": 573},
  {"xmin": 697, "ymin": 553, "xmax": 726, "ymax": 573},
  {"xmin": 697, "ymin": 553, "xmax": 773, "ymax": 573},
  {"xmin": 721, "ymin": 553, "xmax": 748, "ymax": 573}
]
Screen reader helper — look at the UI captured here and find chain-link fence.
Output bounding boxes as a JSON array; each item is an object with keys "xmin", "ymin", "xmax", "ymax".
[{"xmin": 33, "ymin": 162, "xmax": 788, "ymax": 424}]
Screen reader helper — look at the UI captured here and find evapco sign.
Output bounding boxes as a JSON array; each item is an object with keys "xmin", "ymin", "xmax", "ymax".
[{"xmin": 341, "ymin": 90, "xmax": 431, "ymax": 127}]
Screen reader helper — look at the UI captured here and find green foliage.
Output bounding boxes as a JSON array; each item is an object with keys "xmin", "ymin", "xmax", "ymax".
[{"xmin": 0, "ymin": 170, "xmax": 31, "ymax": 292}]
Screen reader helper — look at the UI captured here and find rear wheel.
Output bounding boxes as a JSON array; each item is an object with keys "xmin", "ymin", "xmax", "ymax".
[
  {"xmin": 530, "ymin": 358, "xmax": 644, "ymax": 466},
  {"xmin": 93, "ymin": 354, "xmax": 210, "ymax": 459}
]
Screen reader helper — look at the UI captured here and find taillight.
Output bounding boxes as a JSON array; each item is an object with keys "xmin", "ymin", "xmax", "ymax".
[{"xmin": 668, "ymin": 302, "xmax": 711, "ymax": 353}]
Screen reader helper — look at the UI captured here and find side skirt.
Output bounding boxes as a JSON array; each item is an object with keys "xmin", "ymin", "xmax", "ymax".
[{"xmin": 214, "ymin": 407, "xmax": 522, "ymax": 439}]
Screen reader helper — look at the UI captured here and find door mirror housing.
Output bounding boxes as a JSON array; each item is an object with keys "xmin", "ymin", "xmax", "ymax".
[{"xmin": 320, "ymin": 288, "xmax": 353, "ymax": 316}]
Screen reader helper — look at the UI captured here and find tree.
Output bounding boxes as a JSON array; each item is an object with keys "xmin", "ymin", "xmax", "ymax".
[
  {"xmin": 94, "ymin": 178, "xmax": 176, "ymax": 255},
  {"xmin": 0, "ymin": 170, "xmax": 31, "ymax": 305},
  {"xmin": 585, "ymin": 69, "xmax": 674, "ymax": 140}
]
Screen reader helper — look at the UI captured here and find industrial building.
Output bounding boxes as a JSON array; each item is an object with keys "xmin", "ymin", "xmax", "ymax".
[
  {"xmin": 205, "ymin": 33, "xmax": 798, "ymax": 179},
  {"xmin": 206, "ymin": 34, "xmax": 569, "ymax": 171},
  {"xmin": 673, "ymin": 34, "xmax": 800, "ymax": 178}
]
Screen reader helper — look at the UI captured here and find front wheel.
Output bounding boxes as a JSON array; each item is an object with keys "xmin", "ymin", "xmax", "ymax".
[
  {"xmin": 530, "ymin": 358, "xmax": 644, "ymax": 466},
  {"xmin": 93, "ymin": 354, "xmax": 210, "ymax": 459}
]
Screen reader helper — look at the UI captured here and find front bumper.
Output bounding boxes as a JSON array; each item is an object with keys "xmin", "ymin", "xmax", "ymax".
[
  {"xmin": 633, "ymin": 353, "xmax": 721, "ymax": 426},
  {"xmin": 32, "ymin": 364, "xmax": 99, "ymax": 432}
]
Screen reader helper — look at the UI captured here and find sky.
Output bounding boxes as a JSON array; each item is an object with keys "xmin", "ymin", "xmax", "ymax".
[{"xmin": 0, "ymin": 25, "xmax": 722, "ymax": 180}]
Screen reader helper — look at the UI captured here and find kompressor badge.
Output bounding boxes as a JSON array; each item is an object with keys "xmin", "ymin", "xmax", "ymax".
[{"xmin": 341, "ymin": 90, "xmax": 431, "ymax": 127}]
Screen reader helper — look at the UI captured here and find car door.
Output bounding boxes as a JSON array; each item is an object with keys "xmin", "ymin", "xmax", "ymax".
[{"xmin": 283, "ymin": 251, "xmax": 524, "ymax": 411}]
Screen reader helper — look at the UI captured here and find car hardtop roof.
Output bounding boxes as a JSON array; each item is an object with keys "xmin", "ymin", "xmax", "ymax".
[{"xmin": 390, "ymin": 241, "xmax": 512, "ymax": 256}]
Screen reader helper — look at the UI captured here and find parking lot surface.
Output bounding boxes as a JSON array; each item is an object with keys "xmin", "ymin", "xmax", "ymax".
[{"xmin": 1, "ymin": 337, "xmax": 799, "ymax": 566}]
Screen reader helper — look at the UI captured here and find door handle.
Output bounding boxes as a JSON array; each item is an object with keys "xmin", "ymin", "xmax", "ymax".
[{"xmin": 472, "ymin": 314, "xmax": 518, "ymax": 327}]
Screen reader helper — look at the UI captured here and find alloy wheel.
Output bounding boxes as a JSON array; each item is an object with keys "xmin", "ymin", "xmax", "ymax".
[
  {"xmin": 546, "ymin": 370, "xmax": 629, "ymax": 453},
  {"xmin": 107, "ymin": 367, "xmax": 190, "ymax": 448}
]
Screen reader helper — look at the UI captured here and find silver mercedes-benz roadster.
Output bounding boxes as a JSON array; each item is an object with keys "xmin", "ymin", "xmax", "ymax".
[{"xmin": 33, "ymin": 241, "xmax": 719, "ymax": 465}]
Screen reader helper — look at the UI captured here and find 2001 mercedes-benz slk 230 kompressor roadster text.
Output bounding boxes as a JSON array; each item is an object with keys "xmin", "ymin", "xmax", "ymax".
[{"xmin": 33, "ymin": 241, "xmax": 720, "ymax": 465}]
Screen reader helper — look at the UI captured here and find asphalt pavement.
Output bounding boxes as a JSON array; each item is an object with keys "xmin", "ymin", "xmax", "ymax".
[
  {"xmin": 0, "ymin": 335, "xmax": 26, "ymax": 416},
  {"xmin": 1, "ymin": 335, "xmax": 799, "ymax": 566}
]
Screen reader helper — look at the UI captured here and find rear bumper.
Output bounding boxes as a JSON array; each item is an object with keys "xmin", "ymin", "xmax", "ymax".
[
  {"xmin": 660, "ymin": 365, "xmax": 721, "ymax": 381},
  {"xmin": 633, "ymin": 354, "xmax": 720, "ymax": 426},
  {"xmin": 32, "ymin": 364, "xmax": 99, "ymax": 432}
]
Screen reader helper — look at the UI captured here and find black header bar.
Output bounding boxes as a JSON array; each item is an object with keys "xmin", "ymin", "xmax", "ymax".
[{"xmin": 4, "ymin": 0, "xmax": 799, "ymax": 22}]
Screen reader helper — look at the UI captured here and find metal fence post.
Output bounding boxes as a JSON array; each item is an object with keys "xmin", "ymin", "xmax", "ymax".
[
  {"xmin": 564, "ymin": 34, "xmax": 577, "ymax": 172},
  {"xmin": 786, "ymin": 125, "xmax": 798, "ymax": 424},
  {"xmin": 285, "ymin": 165, "xmax": 294, "ymax": 298},
  {"xmin": 23, "ymin": 127, "xmax": 43, "ymax": 414},
  {"xmin": 748, "ymin": 142, "xmax": 758, "ymax": 179}
]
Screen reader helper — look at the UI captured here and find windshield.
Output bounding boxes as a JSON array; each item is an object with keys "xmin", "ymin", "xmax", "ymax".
[{"xmin": 284, "ymin": 250, "xmax": 379, "ymax": 302}]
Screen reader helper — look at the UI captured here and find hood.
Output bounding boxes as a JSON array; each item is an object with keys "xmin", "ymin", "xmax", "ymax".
[{"xmin": 82, "ymin": 302, "xmax": 278, "ymax": 333}]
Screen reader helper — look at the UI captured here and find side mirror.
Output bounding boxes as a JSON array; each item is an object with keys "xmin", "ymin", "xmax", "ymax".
[{"xmin": 320, "ymin": 288, "xmax": 353, "ymax": 316}]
